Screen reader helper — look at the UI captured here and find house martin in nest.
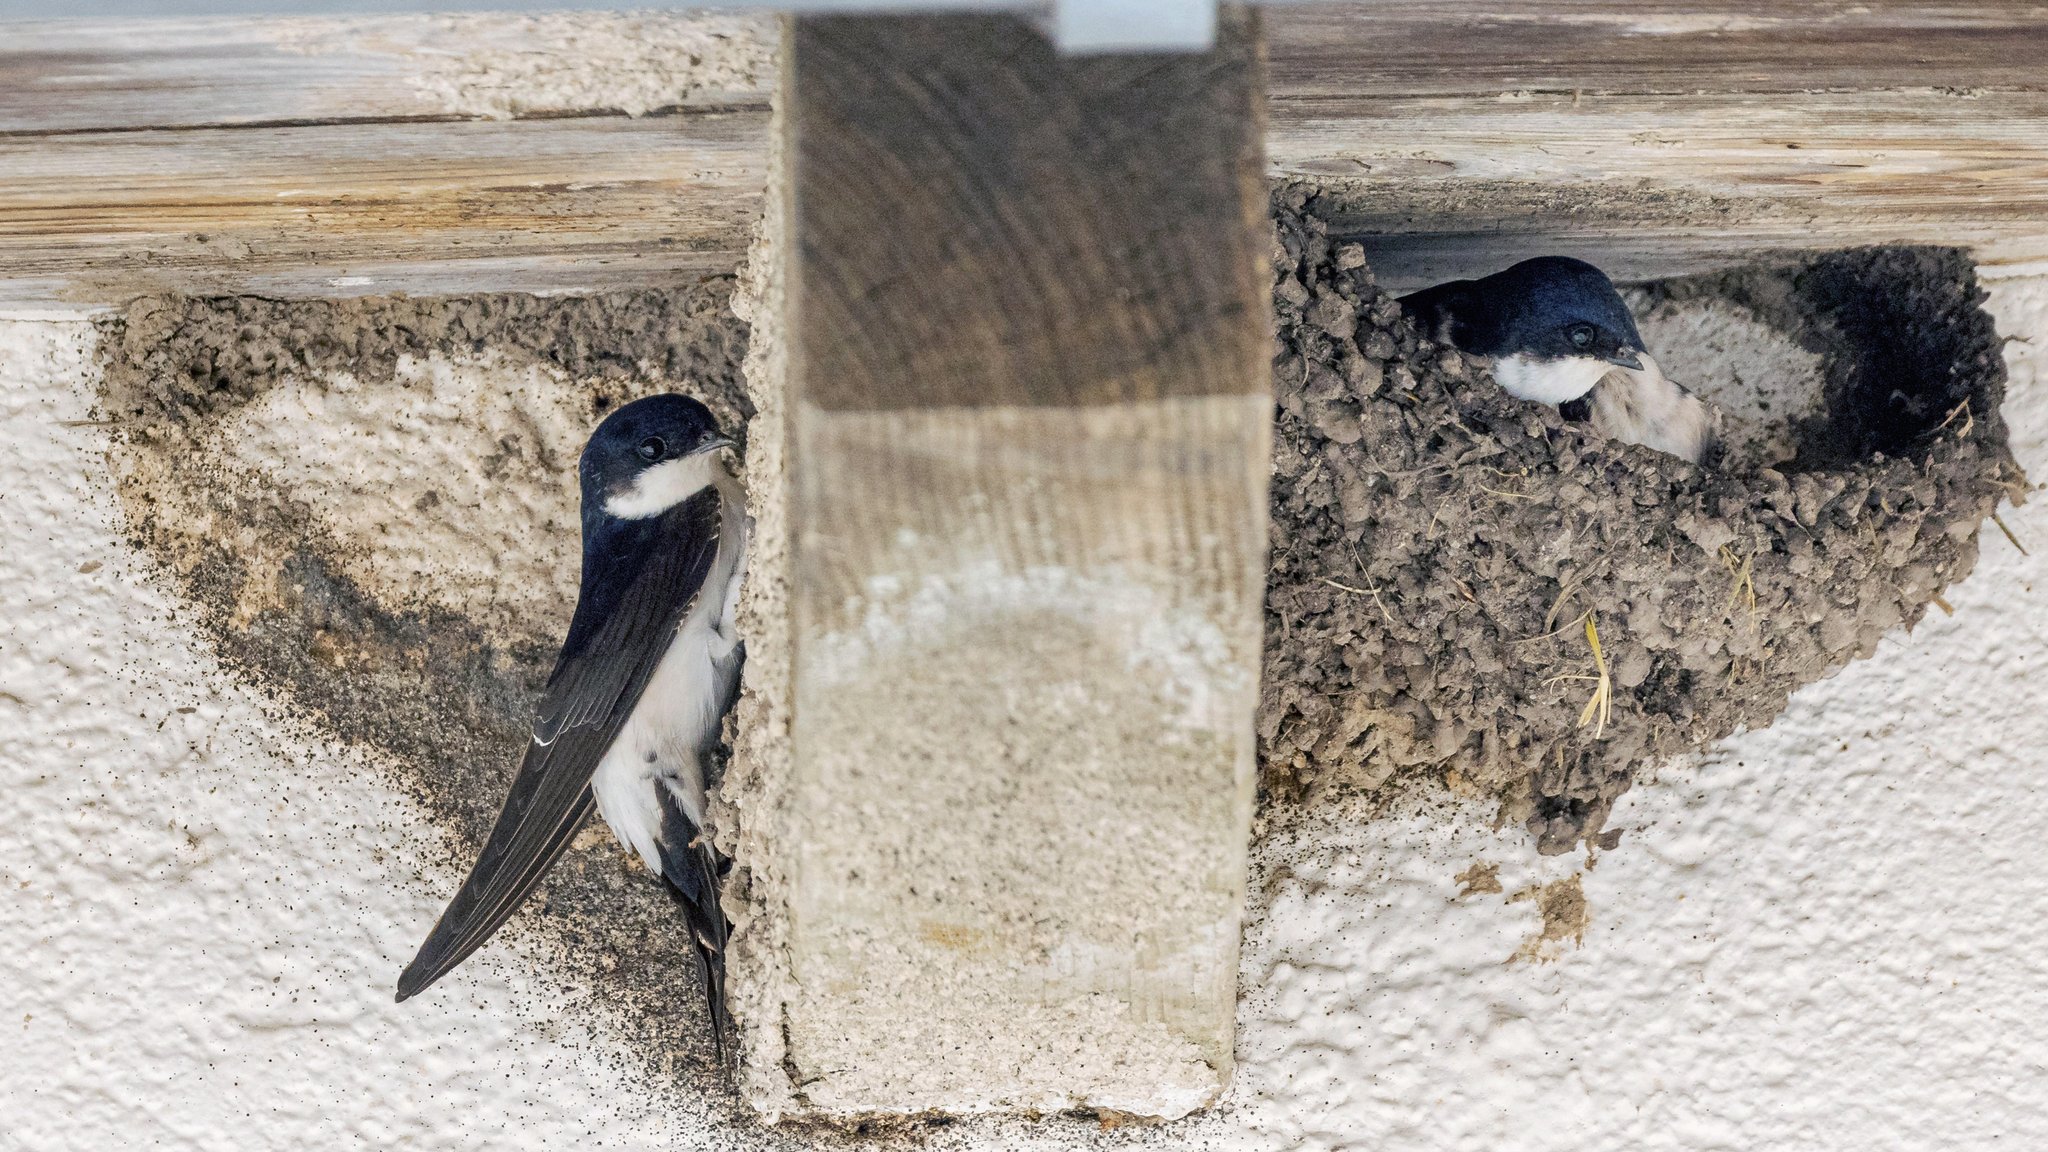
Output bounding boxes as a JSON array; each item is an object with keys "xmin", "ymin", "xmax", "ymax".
[{"xmin": 1401, "ymin": 256, "xmax": 1719, "ymax": 465}]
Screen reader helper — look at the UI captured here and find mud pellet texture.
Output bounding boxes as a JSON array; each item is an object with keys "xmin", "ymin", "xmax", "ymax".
[{"xmin": 1259, "ymin": 183, "xmax": 2020, "ymax": 852}]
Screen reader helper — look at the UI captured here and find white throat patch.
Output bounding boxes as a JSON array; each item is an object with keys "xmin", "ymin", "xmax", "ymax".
[
  {"xmin": 604, "ymin": 450, "xmax": 722, "ymax": 519},
  {"xmin": 1491, "ymin": 353, "xmax": 1612, "ymax": 405}
]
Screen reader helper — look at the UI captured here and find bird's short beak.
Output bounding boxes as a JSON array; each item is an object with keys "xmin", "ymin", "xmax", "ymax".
[
  {"xmin": 1603, "ymin": 348, "xmax": 1645, "ymax": 370},
  {"xmin": 697, "ymin": 435, "xmax": 737, "ymax": 455}
]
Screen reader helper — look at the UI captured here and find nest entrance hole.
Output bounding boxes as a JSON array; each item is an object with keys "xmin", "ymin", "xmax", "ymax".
[{"xmin": 1616, "ymin": 247, "xmax": 2006, "ymax": 475}]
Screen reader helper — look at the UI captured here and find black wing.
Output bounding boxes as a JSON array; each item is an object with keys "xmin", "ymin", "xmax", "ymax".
[
  {"xmin": 1396, "ymin": 279, "xmax": 1477, "ymax": 347},
  {"xmin": 396, "ymin": 487, "xmax": 724, "ymax": 1002}
]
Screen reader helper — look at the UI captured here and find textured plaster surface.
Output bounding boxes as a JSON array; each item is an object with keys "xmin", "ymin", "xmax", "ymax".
[
  {"xmin": 5, "ymin": 273, "xmax": 2046, "ymax": 1149},
  {"xmin": 0, "ymin": 322, "xmax": 689, "ymax": 1150},
  {"xmin": 213, "ymin": 355, "xmax": 596, "ymax": 637}
]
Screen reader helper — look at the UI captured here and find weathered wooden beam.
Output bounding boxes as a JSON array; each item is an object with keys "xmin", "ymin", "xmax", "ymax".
[
  {"xmin": 731, "ymin": 10, "xmax": 1270, "ymax": 1119},
  {"xmin": 0, "ymin": 113, "xmax": 766, "ymax": 309},
  {"xmin": 1269, "ymin": 0, "xmax": 2048, "ymax": 98},
  {"xmin": 0, "ymin": 12, "xmax": 774, "ymax": 131},
  {"xmin": 0, "ymin": 12, "xmax": 773, "ymax": 310},
  {"xmin": 5, "ymin": 3, "xmax": 2048, "ymax": 304},
  {"xmin": 1269, "ymin": 87, "xmax": 2048, "ymax": 287},
  {"xmin": 1263, "ymin": 0, "xmax": 2048, "ymax": 284},
  {"xmin": 7, "ymin": 0, "xmax": 2041, "ymax": 135}
]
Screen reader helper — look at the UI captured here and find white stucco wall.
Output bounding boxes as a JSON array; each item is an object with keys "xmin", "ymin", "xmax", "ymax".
[{"xmin": 6, "ymin": 269, "xmax": 2046, "ymax": 1151}]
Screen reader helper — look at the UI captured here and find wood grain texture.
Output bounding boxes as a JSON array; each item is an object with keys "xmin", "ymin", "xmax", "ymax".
[
  {"xmin": 4, "ymin": 3, "xmax": 2048, "ymax": 307},
  {"xmin": 0, "ymin": 13, "xmax": 775, "ymax": 132},
  {"xmin": 1268, "ymin": 0, "xmax": 2048, "ymax": 98},
  {"xmin": 0, "ymin": 11, "xmax": 775, "ymax": 308},
  {"xmin": 0, "ymin": 113, "xmax": 766, "ymax": 308},
  {"xmin": 789, "ymin": 13, "xmax": 1268, "ymax": 409},
  {"xmin": 768, "ymin": 11, "xmax": 1270, "ymax": 1116},
  {"xmin": 1262, "ymin": 1, "xmax": 2048, "ymax": 283},
  {"xmin": 1268, "ymin": 87, "xmax": 2048, "ymax": 285},
  {"xmin": 5, "ymin": 2, "xmax": 2040, "ymax": 135}
]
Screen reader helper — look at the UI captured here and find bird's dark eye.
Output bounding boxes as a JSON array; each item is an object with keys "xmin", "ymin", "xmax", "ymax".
[
  {"xmin": 636, "ymin": 436, "xmax": 666, "ymax": 462},
  {"xmin": 1567, "ymin": 324, "xmax": 1596, "ymax": 350}
]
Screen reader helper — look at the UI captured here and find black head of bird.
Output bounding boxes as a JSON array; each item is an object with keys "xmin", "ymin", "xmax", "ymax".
[
  {"xmin": 1399, "ymin": 256, "xmax": 1647, "ymax": 405},
  {"xmin": 1400, "ymin": 256, "xmax": 1720, "ymax": 466},
  {"xmin": 579, "ymin": 393, "xmax": 735, "ymax": 531}
]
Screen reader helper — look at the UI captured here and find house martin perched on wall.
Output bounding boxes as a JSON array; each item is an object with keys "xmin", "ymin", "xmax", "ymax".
[
  {"xmin": 1400, "ymin": 256, "xmax": 1718, "ymax": 465},
  {"xmin": 397, "ymin": 394, "xmax": 749, "ymax": 1058}
]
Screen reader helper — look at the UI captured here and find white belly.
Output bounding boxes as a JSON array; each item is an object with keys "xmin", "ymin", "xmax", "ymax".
[{"xmin": 590, "ymin": 480, "xmax": 748, "ymax": 874}]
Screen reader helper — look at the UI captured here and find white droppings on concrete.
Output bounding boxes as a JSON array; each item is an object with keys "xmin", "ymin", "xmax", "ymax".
[
  {"xmin": 814, "ymin": 561, "xmax": 1247, "ymax": 740},
  {"xmin": 789, "ymin": 559, "xmax": 1249, "ymax": 1118},
  {"xmin": 758, "ymin": 392, "xmax": 1267, "ymax": 1118},
  {"xmin": 214, "ymin": 355, "xmax": 592, "ymax": 635}
]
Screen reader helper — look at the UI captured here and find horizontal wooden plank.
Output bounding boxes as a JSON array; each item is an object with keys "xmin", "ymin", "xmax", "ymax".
[
  {"xmin": 1267, "ymin": 88, "xmax": 2048, "ymax": 285},
  {"xmin": 1269, "ymin": 0, "xmax": 2048, "ymax": 99},
  {"xmin": 7, "ymin": 3, "xmax": 2045, "ymax": 135},
  {"xmin": 3, "ymin": 4, "xmax": 2048, "ymax": 307},
  {"xmin": 0, "ymin": 12, "xmax": 775, "ymax": 132},
  {"xmin": 0, "ymin": 112, "xmax": 765, "ymax": 308}
]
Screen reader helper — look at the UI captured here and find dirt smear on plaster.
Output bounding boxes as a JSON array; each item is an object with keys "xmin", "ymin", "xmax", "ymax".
[
  {"xmin": 1261, "ymin": 182, "xmax": 2020, "ymax": 853},
  {"xmin": 90, "ymin": 283, "xmax": 786, "ymax": 1124},
  {"xmin": 1509, "ymin": 875, "xmax": 1589, "ymax": 963}
]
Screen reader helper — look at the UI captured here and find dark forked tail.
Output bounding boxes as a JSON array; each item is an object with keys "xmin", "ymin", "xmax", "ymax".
[{"xmin": 658, "ymin": 793, "xmax": 734, "ymax": 1070}]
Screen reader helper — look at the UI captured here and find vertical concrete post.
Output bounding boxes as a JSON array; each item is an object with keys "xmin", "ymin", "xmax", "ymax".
[{"xmin": 737, "ymin": 10, "xmax": 1270, "ymax": 1118}]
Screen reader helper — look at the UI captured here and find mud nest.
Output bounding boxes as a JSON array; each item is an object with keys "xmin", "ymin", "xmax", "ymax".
[{"xmin": 1259, "ymin": 183, "xmax": 2022, "ymax": 853}]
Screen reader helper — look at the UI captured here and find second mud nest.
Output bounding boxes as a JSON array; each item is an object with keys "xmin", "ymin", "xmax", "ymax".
[{"xmin": 1259, "ymin": 184, "xmax": 2021, "ymax": 853}]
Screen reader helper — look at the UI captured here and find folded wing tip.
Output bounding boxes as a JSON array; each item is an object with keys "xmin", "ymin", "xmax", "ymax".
[{"xmin": 395, "ymin": 955, "xmax": 437, "ymax": 1003}]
